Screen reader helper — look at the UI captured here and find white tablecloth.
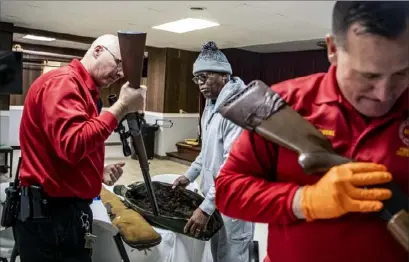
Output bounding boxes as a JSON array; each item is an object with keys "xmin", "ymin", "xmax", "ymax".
[
  {"xmin": 92, "ymin": 174, "xmax": 213, "ymax": 262},
  {"xmin": 0, "ymin": 175, "xmax": 213, "ymax": 262},
  {"xmin": 92, "ymin": 222, "xmax": 212, "ymax": 262}
]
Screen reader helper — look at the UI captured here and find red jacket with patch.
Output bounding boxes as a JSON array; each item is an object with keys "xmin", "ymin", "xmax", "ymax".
[
  {"xmin": 19, "ymin": 59, "xmax": 117, "ymax": 199},
  {"xmin": 215, "ymin": 66, "xmax": 408, "ymax": 262}
]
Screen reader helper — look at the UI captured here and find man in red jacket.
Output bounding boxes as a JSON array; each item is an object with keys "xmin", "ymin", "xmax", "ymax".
[
  {"xmin": 215, "ymin": 2, "xmax": 408, "ymax": 262},
  {"xmin": 13, "ymin": 34, "xmax": 146, "ymax": 262}
]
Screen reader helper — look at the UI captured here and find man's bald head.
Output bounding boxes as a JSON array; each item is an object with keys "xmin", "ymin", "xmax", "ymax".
[
  {"xmin": 81, "ymin": 34, "xmax": 123, "ymax": 88},
  {"xmin": 87, "ymin": 34, "xmax": 120, "ymax": 57}
]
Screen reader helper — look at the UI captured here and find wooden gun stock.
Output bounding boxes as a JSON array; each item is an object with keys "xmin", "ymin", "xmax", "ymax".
[
  {"xmin": 217, "ymin": 79, "xmax": 409, "ymax": 252},
  {"xmin": 99, "ymin": 187, "xmax": 162, "ymax": 249},
  {"xmin": 117, "ymin": 31, "xmax": 146, "ymax": 89}
]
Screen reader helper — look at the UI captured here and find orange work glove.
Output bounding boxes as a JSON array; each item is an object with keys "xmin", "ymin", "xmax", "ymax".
[{"xmin": 301, "ymin": 162, "xmax": 393, "ymax": 221}]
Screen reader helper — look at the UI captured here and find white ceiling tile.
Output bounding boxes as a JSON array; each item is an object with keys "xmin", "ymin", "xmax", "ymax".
[{"xmin": 1, "ymin": 1, "xmax": 334, "ymax": 52}]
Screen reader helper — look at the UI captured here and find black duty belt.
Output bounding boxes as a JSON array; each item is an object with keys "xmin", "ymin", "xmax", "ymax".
[{"xmin": 18, "ymin": 185, "xmax": 92, "ymax": 221}]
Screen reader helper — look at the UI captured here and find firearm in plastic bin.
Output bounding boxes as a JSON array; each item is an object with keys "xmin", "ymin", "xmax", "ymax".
[
  {"xmin": 107, "ymin": 31, "xmax": 160, "ymax": 217},
  {"xmin": 217, "ymin": 80, "xmax": 409, "ymax": 252}
]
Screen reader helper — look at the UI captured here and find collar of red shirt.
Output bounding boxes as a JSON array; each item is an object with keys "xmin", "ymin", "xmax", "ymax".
[
  {"xmin": 314, "ymin": 65, "xmax": 341, "ymax": 105},
  {"xmin": 315, "ymin": 65, "xmax": 408, "ymax": 118},
  {"xmin": 68, "ymin": 59, "xmax": 99, "ymax": 100}
]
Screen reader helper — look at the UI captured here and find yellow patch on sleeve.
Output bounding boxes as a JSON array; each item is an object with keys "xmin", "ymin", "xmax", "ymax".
[
  {"xmin": 396, "ymin": 147, "xmax": 409, "ymax": 158},
  {"xmin": 320, "ymin": 129, "xmax": 335, "ymax": 137}
]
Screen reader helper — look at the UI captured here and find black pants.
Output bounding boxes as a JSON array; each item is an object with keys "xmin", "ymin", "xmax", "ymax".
[{"xmin": 13, "ymin": 201, "xmax": 93, "ymax": 262}]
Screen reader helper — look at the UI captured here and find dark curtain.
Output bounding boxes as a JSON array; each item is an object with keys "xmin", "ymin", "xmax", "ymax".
[
  {"xmin": 223, "ymin": 48, "xmax": 330, "ymax": 86},
  {"xmin": 196, "ymin": 49, "xmax": 331, "ymax": 142},
  {"xmin": 260, "ymin": 49, "xmax": 330, "ymax": 85},
  {"xmin": 222, "ymin": 49, "xmax": 262, "ymax": 84}
]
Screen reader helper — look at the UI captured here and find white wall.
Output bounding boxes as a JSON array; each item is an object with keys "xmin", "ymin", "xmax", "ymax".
[
  {"xmin": 0, "ymin": 111, "xmax": 9, "ymax": 146},
  {"xmin": 0, "ymin": 106, "xmax": 199, "ymax": 156}
]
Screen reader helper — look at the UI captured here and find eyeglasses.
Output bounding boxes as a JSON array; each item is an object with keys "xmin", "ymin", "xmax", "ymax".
[
  {"xmin": 102, "ymin": 46, "xmax": 122, "ymax": 72},
  {"xmin": 192, "ymin": 73, "xmax": 214, "ymax": 85}
]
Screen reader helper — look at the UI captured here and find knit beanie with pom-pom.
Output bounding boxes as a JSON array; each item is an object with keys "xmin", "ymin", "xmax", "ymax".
[{"xmin": 192, "ymin": 41, "xmax": 232, "ymax": 75}]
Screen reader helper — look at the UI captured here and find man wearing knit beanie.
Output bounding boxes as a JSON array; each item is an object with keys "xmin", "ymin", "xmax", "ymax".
[{"xmin": 172, "ymin": 41, "xmax": 255, "ymax": 262}]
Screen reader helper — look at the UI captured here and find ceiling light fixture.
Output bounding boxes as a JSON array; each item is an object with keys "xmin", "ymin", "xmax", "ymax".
[
  {"xmin": 190, "ymin": 7, "xmax": 205, "ymax": 11},
  {"xmin": 23, "ymin": 35, "xmax": 56, "ymax": 42},
  {"xmin": 152, "ymin": 18, "xmax": 219, "ymax": 34}
]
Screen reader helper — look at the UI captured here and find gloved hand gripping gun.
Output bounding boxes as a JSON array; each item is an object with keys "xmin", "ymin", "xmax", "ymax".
[
  {"xmin": 217, "ymin": 80, "xmax": 409, "ymax": 252},
  {"xmin": 107, "ymin": 31, "xmax": 160, "ymax": 217}
]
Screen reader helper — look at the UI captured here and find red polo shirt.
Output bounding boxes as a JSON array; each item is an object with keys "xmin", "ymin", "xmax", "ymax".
[
  {"xmin": 215, "ymin": 66, "xmax": 408, "ymax": 262},
  {"xmin": 19, "ymin": 59, "xmax": 118, "ymax": 199}
]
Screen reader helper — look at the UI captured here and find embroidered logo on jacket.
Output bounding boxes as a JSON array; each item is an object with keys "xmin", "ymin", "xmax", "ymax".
[
  {"xmin": 396, "ymin": 147, "xmax": 409, "ymax": 158},
  {"xmin": 320, "ymin": 129, "xmax": 335, "ymax": 137},
  {"xmin": 396, "ymin": 119, "xmax": 409, "ymax": 158},
  {"xmin": 398, "ymin": 119, "xmax": 409, "ymax": 146}
]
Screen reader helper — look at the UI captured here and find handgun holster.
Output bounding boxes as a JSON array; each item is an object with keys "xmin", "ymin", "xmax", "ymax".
[{"xmin": 19, "ymin": 186, "xmax": 48, "ymax": 221}]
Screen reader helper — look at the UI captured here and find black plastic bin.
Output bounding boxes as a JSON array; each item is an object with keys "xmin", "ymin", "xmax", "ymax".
[
  {"xmin": 140, "ymin": 122, "xmax": 159, "ymax": 160},
  {"xmin": 131, "ymin": 119, "xmax": 173, "ymax": 160}
]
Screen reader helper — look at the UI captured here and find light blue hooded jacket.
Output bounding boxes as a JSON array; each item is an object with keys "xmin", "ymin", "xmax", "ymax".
[{"xmin": 184, "ymin": 76, "xmax": 246, "ymax": 215}]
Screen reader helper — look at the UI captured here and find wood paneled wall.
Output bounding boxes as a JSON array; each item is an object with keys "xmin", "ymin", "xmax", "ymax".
[
  {"xmin": 8, "ymin": 43, "xmax": 135, "ymax": 108},
  {"xmin": 145, "ymin": 47, "xmax": 199, "ymax": 113},
  {"xmin": 146, "ymin": 47, "xmax": 167, "ymax": 112},
  {"xmin": 164, "ymin": 48, "xmax": 199, "ymax": 113},
  {"xmin": 8, "ymin": 43, "xmax": 200, "ymax": 114},
  {"xmin": 146, "ymin": 47, "xmax": 329, "ymax": 114},
  {"xmin": 7, "ymin": 39, "xmax": 330, "ymax": 115},
  {"xmin": 0, "ymin": 22, "xmax": 14, "ymax": 110},
  {"xmin": 8, "ymin": 43, "xmax": 85, "ymax": 106},
  {"xmin": 10, "ymin": 64, "xmax": 42, "ymax": 106}
]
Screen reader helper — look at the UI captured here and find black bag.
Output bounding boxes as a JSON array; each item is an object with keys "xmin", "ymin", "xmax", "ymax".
[{"xmin": 114, "ymin": 181, "xmax": 224, "ymax": 241}]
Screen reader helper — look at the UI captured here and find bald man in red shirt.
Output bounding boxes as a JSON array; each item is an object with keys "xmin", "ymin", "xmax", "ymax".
[
  {"xmin": 14, "ymin": 34, "xmax": 146, "ymax": 262},
  {"xmin": 215, "ymin": 2, "xmax": 408, "ymax": 262}
]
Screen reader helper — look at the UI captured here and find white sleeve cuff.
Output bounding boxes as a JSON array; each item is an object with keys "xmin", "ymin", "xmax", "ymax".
[{"xmin": 292, "ymin": 187, "xmax": 306, "ymax": 219}]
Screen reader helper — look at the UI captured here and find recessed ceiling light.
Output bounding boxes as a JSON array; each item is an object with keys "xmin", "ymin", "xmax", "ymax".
[
  {"xmin": 190, "ymin": 7, "xmax": 205, "ymax": 11},
  {"xmin": 23, "ymin": 35, "xmax": 56, "ymax": 42},
  {"xmin": 152, "ymin": 18, "xmax": 219, "ymax": 34}
]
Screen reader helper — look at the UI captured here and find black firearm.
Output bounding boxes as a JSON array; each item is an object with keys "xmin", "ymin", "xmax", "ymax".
[{"xmin": 107, "ymin": 31, "xmax": 160, "ymax": 217}]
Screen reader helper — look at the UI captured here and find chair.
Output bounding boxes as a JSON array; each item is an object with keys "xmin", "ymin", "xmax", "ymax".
[
  {"xmin": 0, "ymin": 145, "xmax": 13, "ymax": 178},
  {"xmin": 90, "ymin": 197, "xmax": 130, "ymax": 262}
]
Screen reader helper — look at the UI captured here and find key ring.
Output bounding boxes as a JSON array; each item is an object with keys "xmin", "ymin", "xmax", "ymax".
[{"xmin": 80, "ymin": 211, "xmax": 90, "ymax": 231}]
